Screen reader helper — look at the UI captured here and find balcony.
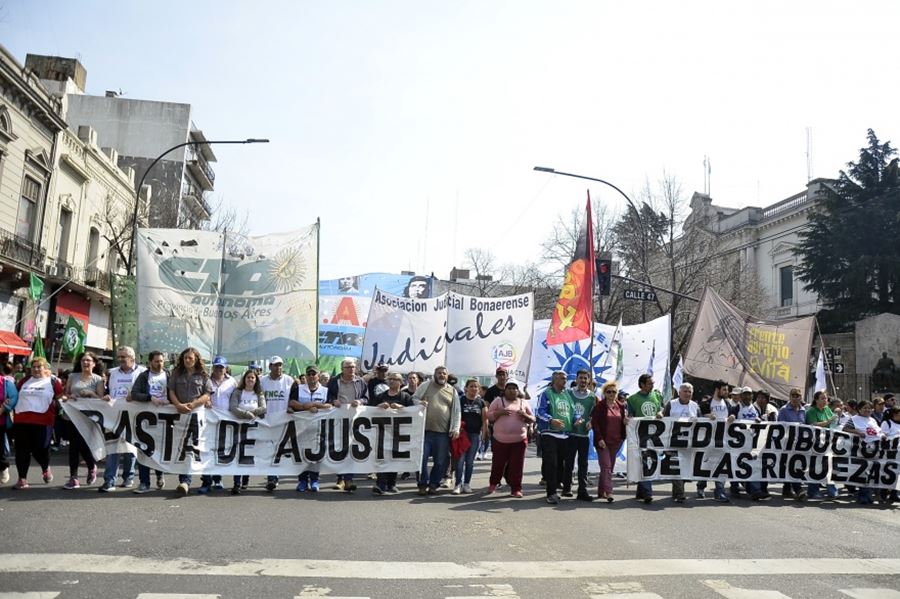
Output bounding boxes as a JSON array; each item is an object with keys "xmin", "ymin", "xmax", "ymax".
[
  {"xmin": 80, "ymin": 267, "xmax": 110, "ymax": 292},
  {"xmin": 0, "ymin": 227, "xmax": 46, "ymax": 270},
  {"xmin": 186, "ymin": 145, "xmax": 216, "ymax": 191},
  {"xmin": 44, "ymin": 258, "xmax": 75, "ymax": 280}
]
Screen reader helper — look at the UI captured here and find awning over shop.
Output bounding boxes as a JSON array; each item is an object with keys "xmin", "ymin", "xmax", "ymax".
[{"xmin": 0, "ymin": 330, "xmax": 31, "ymax": 356}]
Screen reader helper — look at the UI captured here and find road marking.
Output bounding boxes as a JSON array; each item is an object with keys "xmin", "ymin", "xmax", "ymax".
[
  {"xmin": 841, "ymin": 590, "xmax": 900, "ymax": 599},
  {"xmin": 0, "ymin": 594, "xmax": 60, "ymax": 599},
  {"xmin": 294, "ymin": 584, "xmax": 369, "ymax": 598},
  {"xmin": 135, "ymin": 595, "xmax": 221, "ymax": 599},
  {"xmin": 703, "ymin": 580, "xmax": 792, "ymax": 598},
  {"xmin": 1, "ymin": 555, "xmax": 900, "ymax": 580},
  {"xmin": 444, "ymin": 583, "xmax": 519, "ymax": 597},
  {"xmin": 586, "ymin": 582, "xmax": 663, "ymax": 598}
]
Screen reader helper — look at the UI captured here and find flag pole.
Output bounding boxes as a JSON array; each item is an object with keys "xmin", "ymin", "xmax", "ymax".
[{"xmin": 814, "ymin": 317, "xmax": 837, "ymax": 397}]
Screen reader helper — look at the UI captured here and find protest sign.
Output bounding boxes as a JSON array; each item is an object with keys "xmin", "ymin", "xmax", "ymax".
[
  {"xmin": 62, "ymin": 399, "xmax": 425, "ymax": 476},
  {"xmin": 626, "ymin": 418, "xmax": 900, "ymax": 490},
  {"xmin": 361, "ymin": 290, "xmax": 534, "ymax": 378},
  {"xmin": 319, "ymin": 273, "xmax": 434, "ymax": 358},
  {"xmin": 527, "ymin": 315, "xmax": 671, "ymax": 400},
  {"xmin": 682, "ymin": 287, "xmax": 815, "ymax": 400},
  {"xmin": 136, "ymin": 226, "xmax": 318, "ymax": 362}
]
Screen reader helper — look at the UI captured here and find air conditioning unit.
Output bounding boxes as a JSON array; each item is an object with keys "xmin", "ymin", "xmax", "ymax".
[{"xmin": 45, "ymin": 264, "xmax": 58, "ymax": 277}]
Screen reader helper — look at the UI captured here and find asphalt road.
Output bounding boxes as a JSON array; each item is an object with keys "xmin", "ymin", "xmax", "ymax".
[{"xmin": 1, "ymin": 447, "xmax": 898, "ymax": 599}]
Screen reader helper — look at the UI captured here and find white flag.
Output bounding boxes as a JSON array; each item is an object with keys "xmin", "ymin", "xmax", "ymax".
[
  {"xmin": 814, "ymin": 348, "xmax": 827, "ymax": 392},
  {"xmin": 672, "ymin": 355, "xmax": 684, "ymax": 390}
]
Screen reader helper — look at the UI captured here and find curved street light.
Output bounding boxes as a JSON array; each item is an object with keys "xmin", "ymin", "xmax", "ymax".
[{"xmin": 127, "ymin": 138, "xmax": 270, "ymax": 275}]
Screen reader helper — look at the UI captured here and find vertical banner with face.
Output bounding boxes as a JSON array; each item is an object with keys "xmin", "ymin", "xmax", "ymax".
[
  {"xmin": 136, "ymin": 225, "xmax": 318, "ymax": 362},
  {"xmin": 361, "ymin": 290, "xmax": 535, "ymax": 376},
  {"xmin": 318, "ymin": 273, "xmax": 433, "ymax": 358},
  {"xmin": 682, "ymin": 287, "xmax": 815, "ymax": 399}
]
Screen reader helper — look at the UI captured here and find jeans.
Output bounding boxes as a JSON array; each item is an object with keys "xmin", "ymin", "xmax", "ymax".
[
  {"xmin": 178, "ymin": 474, "xmax": 192, "ymax": 485},
  {"xmin": 637, "ymin": 481, "xmax": 653, "ymax": 498},
  {"xmin": 419, "ymin": 430, "xmax": 450, "ymax": 489},
  {"xmin": 233, "ymin": 475, "xmax": 249, "ymax": 488},
  {"xmin": 697, "ymin": 480, "xmax": 726, "ymax": 498},
  {"xmin": 104, "ymin": 452, "xmax": 136, "ymax": 484},
  {"xmin": 375, "ymin": 472, "xmax": 397, "ymax": 490},
  {"xmin": 807, "ymin": 483, "xmax": 838, "ymax": 498},
  {"xmin": 298, "ymin": 471, "xmax": 319, "ymax": 484},
  {"xmin": 200, "ymin": 474, "xmax": 223, "ymax": 488},
  {"xmin": 455, "ymin": 432, "xmax": 481, "ymax": 486},
  {"xmin": 137, "ymin": 465, "xmax": 163, "ymax": 486}
]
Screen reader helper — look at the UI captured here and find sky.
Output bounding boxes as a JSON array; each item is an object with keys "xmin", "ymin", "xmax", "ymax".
[{"xmin": 3, "ymin": 0, "xmax": 898, "ymax": 279}]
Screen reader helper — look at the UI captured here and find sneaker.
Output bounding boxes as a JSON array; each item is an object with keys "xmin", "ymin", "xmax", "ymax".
[
  {"xmin": 197, "ymin": 485, "xmax": 211, "ymax": 495},
  {"xmin": 241, "ymin": 482, "xmax": 249, "ymax": 490},
  {"xmin": 156, "ymin": 474, "xmax": 165, "ymax": 490},
  {"xmin": 673, "ymin": 496, "xmax": 686, "ymax": 504},
  {"xmin": 265, "ymin": 480, "xmax": 277, "ymax": 492},
  {"xmin": 427, "ymin": 486, "xmax": 437, "ymax": 495},
  {"xmin": 344, "ymin": 482, "xmax": 357, "ymax": 492},
  {"xmin": 372, "ymin": 485, "xmax": 384, "ymax": 496},
  {"xmin": 561, "ymin": 490, "xmax": 574, "ymax": 498},
  {"xmin": 212, "ymin": 482, "xmax": 225, "ymax": 491},
  {"xmin": 440, "ymin": 478, "xmax": 452, "ymax": 489},
  {"xmin": 42, "ymin": 469, "xmax": 53, "ymax": 484},
  {"xmin": 133, "ymin": 483, "xmax": 152, "ymax": 494},
  {"xmin": 309, "ymin": 481, "xmax": 320, "ymax": 493},
  {"xmin": 86, "ymin": 466, "xmax": 98, "ymax": 485},
  {"xmin": 98, "ymin": 479, "xmax": 116, "ymax": 493},
  {"xmin": 400, "ymin": 472, "xmax": 411, "ymax": 480},
  {"xmin": 577, "ymin": 492, "xmax": 595, "ymax": 502},
  {"xmin": 367, "ymin": 473, "xmax": 377, "ymax": 480},
  {"xmin": 451, "ymin": 485, "xmax": 462, "ymax": 495},
  {"xmin": 461, "ymin": 484, "xmax": 472, "ymax": 494},
  {"xmin": 63, "ymin": 477, "xmax": 80, "ymax": 490},
  {"xmin": 231, "ymin": 486, "xmax": 241, "ymax": 495},
  {"xmin": 714, "ymin": 494, "xmax": 731, "ymax": 503},
  {"xmin": 121, "ymin": 477, "xmax": 134, "ymax": 489},
  {"xmin": 296, "ymin": 480, "xmax": 309, "ymax": 493},
  {"xmin": 511, "ymin": 490, "xmax": 524, "ymax": 498},
  {"xmin": 485, "ymin": 484, "xmax": 497, "ymax": 496},
  {"xmin": 333, "ymin": 480, "xmax": 346, "ymax": 491},
  {"xmin": 13, "ymin": 478, "xmax": 29, "ymax": 490},
  {"xmin": 696, "ymin": 489, "xmax": 706, "ymax": 499},
  {"xmin": 417, "ymin": 486, "xmax": 428, "ymax": 496},
  {"xmin": 795, "ymin": 491, "xmax": 808, "ymax": 502},
  {"xmin": 546, "ymin": 493, "xmax": 559, "ymax": 505},
  {"xmin": 175, "ymin": 482, "xmax": 189, "ymax": 496},
  {"xmin": 386, "ymin": 486, "xmax": 400, "ymax": 494},
  {"xmin": 0, "ymin": 468, "xmax": 10, "ymax": 484}
]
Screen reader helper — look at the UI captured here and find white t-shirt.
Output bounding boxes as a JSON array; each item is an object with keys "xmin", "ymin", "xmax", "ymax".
[
  {"xmin": 237, "ymin": 390, "xmax": 260, "ymax": 413},
  {"xmin": 297, "ymin": 384, "xmax": 327, "ymax": 404},
  {"xmin": 708, "ymin": 398, "xmax": 731, "ymax": 420},
  {"xmin": 210, "ymin": 375, "xmax": 237, "ymax": 410},
  {"xmin": 667, "ymin": 400, "xmax": 699, "ymax": 419},
  {"xmin": 108, "ymin": 365, "xmax": 147, "ymax": 402},
  {"xmin": 848, "ymin": 415, "xmax": 883, "ymax": 442},
  {"xmin": 16, "ymin": 377, "xmax": 55, "ymax": 414},
  {"xmin": 261, "ymin": 375, "xmax": 293, "ymax": 416},
  {"xmin": 735, "ymin": 403, "xmax": 760, "ymax": 422},
  {"xmin": 147, "ymin": 371, "xmax": 168, "ymax": 402},
  {"xmin": 881, "ymin": 419, "xmax": 900, "ymax": 439}
]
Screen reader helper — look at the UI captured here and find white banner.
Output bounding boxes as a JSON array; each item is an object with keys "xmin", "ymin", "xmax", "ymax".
[
  {"xmin": 361, "ymin": 290, "xmax": 534, "ymax": 378},
  {"xmin": 62, "ymin": 399, "xmax": 425, "ymax": 476},
  {"xmin": 136, "ymin": 226, "xmax": 318, "ymax": 361},
  {"xmin": 626, "ymin": 418, "xmax": 900, "ymax": 490},
  {"xmin": 527, "ymin": 315, "xmax": 671, "ymax": 400}
]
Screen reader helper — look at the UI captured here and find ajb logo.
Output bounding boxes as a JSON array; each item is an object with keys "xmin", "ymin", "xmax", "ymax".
[{"xmin": 492, "ymin": 342, "xmax": 516, "ymax": 369}]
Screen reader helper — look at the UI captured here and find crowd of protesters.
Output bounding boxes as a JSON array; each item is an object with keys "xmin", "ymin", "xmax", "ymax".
[{"xmin": 1, "ymin": 349, "xmax": 898, "ymax": 507}]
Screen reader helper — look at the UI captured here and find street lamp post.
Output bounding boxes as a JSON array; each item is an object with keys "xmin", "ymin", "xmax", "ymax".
[
  {"xmin": 533, "ymin": 166, "xmax": 650, "ymax": 319},
  {"xmin": 127, "ymin": 138, "xmax": 270, "ymax": 275}
]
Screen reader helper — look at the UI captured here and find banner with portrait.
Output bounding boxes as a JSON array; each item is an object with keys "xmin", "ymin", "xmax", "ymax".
[
  {"xmin": 682, "ymin": 287, "xmax": 815, "ymax": 400},
  {"xmin": 319, "ymin": 273, "xmax": 434, "ymax": 358}
]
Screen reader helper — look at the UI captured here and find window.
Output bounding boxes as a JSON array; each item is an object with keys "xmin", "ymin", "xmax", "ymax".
[
  {"xmin": 780, "ymin": 265, "xmax": 794, "ymax": 307},
  {"xmin": 86, "ymin": 227, "xmax": 100, "ymax": 268},
  {"xmin": 57, "ymin": 208, "xmax": 72, "ymax": 263},
  {"xmin": 16, "ymin": 177, "xmax": 41, "ymax": 240}
]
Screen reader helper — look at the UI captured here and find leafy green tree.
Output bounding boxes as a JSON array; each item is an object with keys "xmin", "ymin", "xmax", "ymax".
[{"xmin": 797, "ymin": 129, "xmax": 900, "ymax": 330}]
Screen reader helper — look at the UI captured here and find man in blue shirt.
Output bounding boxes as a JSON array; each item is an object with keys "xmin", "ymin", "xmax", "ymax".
[{"xmin": 777, "ymin": 388, "xmax": 807, "ymax": 501}]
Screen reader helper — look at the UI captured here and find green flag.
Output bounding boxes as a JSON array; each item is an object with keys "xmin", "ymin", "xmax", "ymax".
[
  {"xmin": 62, "ymin": 316, "xmax": 86, "ymax": 357},
  {"xmin": 286, "ymin": 357, "xmax": 303, "ymax": 378},
  {"xmin": 32, "ymin": 332, "xmax": 46, "ymax": 361},
  {"xmin": 29, "ymin": 273, "xmax": 44, "ymax": 301}
]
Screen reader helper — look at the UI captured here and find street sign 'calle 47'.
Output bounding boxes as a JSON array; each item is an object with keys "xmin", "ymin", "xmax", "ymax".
[{"xmin": 624, "ymin": 289, "xmax": 657, "ymax": 302}]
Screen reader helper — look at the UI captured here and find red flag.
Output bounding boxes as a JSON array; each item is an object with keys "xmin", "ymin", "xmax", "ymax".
[{"xmin": 547, "ymin": 193, "xmax": 595, "ymax": 346}]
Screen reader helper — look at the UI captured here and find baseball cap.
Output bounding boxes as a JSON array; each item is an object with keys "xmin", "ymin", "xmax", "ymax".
[
  {"xmin": 305, "ymin": 365, "xmax": 320, "ymax": 375},
  {"xmin": 269, "ymin": 355, "xmax": 284, "ymax": 365},
  {"xmin": 212, "ymin": 355, "xmax": 227, "ymax": 367},
  {"xmin": 375, "ymin": 363, "xmax": 389, "ymax": 372},
  {"xmin": 741, "ymin": 386, "xmax": 753, "ymax": 394},
  {"xmin": 730, "ymin": 388, "xmax": 741, "ymax": 396},
  {"xmin": 504, "ymin": 380, "xmax": 520, "ymax": 389}
]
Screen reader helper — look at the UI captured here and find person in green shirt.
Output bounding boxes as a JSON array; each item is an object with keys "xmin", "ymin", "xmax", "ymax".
[
  {"xmin": 806, "ymin": 390, "xmax": 839, "ymax": 500},
  {"xmin": 568, "ymin": 369, "xmax": 596, "ymax": 502},
  {"xmin": 536, "ymin": 371, "xmax": 574, "ymax": 505},
  {"xmin": 625, "ymin": 373, "xmax": 663, "ymax": 503}
]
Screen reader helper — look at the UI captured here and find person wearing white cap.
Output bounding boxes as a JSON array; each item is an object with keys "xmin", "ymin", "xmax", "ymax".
[
  {"xmin": 198, "ymin": 355, "xmax": 236, "ymax": 494},
  {"xmin": 260, "ymin": 356, "xmax": 293, "ymax": 492}
]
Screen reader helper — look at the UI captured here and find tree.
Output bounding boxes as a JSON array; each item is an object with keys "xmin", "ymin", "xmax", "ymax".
[{"xmin": 797, "ymin": 129, "xmax": 900, "ymax": 331}]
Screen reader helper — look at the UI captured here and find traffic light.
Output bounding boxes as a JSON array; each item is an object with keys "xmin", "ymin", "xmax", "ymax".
[{"xmin": 596, "ymin": 257, "xmax": 611, "ymax": 296}]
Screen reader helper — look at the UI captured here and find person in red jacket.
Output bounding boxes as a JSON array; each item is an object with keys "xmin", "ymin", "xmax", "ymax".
[
  {"xmin": 12, "ymin": 357, "xmax": 63, "ymax": 489},
  {"xmin": 591, "ymin": 381, "xmax": 627, "ymax": 502}
]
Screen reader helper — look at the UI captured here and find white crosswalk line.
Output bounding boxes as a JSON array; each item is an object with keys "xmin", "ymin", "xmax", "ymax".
[
  {"xmin": 294, "ymin": 584, "xmax": 369, "ymax": 598},
  {"xmin": 0, "ymin": 594, "xmax": 60, "ymax": 599},
  {"xmin": 840, "ymin": 589, "xmax": 900, "ymax": 599},
  {"xmin": 135, "ymin": 595, "xmax": 221, "ymax": 598},
  {"xmin": 444, "ymin": 583, "xmax": 519, "ymax": 597},
  {"xmin": 585, "ymin": 581, "xmax": 664, "ymax": 598},
  {"xmin": 703, "ymin": 579, "xmax": 792, "ymax": 599}
]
